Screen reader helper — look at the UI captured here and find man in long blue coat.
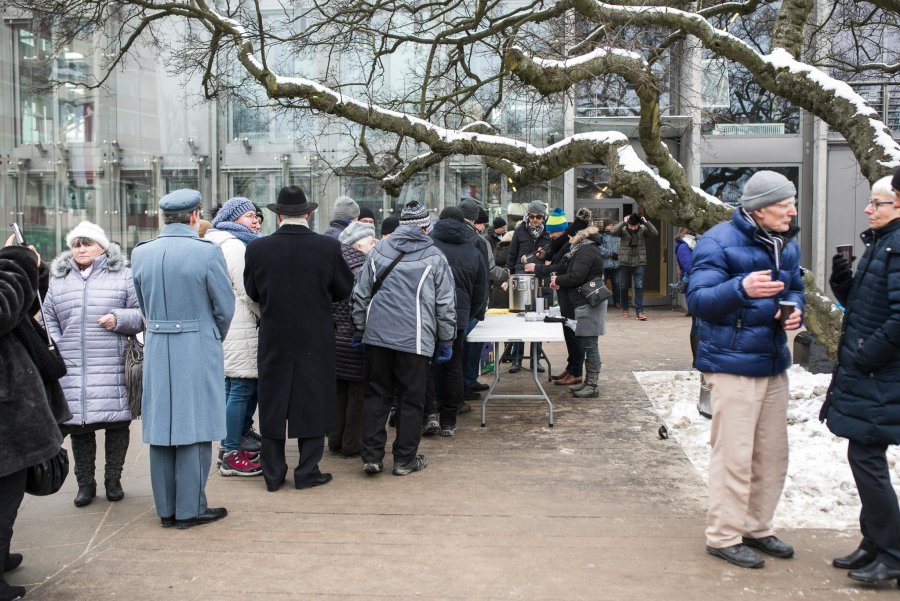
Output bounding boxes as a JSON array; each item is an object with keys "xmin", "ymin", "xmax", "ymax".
[{"xmin": 132, "ymin": 189, "xmax": 235, "ymax": 529}]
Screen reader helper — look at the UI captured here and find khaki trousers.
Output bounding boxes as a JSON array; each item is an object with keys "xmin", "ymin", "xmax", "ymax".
[{"xmin": 704, "ymin": 371, "xmax": 789, "ymax": 548}]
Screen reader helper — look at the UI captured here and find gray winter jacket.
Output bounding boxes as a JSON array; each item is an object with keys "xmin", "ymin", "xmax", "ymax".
[
  {"xmin": 44, "ymin": 243, "xmax": 144, "ymax": 425},
  {"xmin": 352, "ymin": 225, "xmax": 456, "ymax": 357}
]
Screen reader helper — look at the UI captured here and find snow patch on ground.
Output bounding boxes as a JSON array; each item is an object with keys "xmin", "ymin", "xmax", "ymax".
[{"xmin": 635, "ymin": 365, "xmax": 900, "ymax": 530}]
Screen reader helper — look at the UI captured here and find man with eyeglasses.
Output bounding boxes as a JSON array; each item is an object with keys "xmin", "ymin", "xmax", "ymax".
[
  {"xmin": 687, "ymin": 170, "xmax": 805, "ymax": 569},
  {"xmin": 506, "ymin": 201, "xmax": 551, "ymax": 373},
  {"xmin": 820, "ymin": 169, "xmax": 900, "ymax": 585}
]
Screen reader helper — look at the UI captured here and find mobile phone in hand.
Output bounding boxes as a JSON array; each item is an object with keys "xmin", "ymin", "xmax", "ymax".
[{"xmin": 10, "ymin": 223, "xmax": 27, "ymax": 246}]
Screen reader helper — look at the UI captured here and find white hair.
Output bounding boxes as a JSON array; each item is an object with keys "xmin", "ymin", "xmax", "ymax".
[{"xmin": 871, "ymin": 175, "xmax": 896, "ymax": 198}]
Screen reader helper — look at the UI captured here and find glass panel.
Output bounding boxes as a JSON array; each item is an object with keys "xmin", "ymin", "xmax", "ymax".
[
  {"xmin": 701, "ymin": 166, "xmax": 800, "ymax": 216},
  {"xmin": 702, "ymin": 64, "xmax": 799, "ymax": 135},
  {"xmin": 343, "ymin": 176, "xmax": 385, "ymax": 230},
  {"xmin": 17, "ymin": 175, "xmax": 59, "ymax": 257},
  {"xmin": 15, "ymin": 25, "xmax": 54, "ymax": 145},
  {"xmin": 886, "ymin": 84, "xmax": 900, "ymax": 132},
  {"xmin": 57, "ymin": 38, "xmax": 95, "ymax": 143},
  {"xmin": 232, "ymin": 174, "xmax": 280, "ymax": 235},
  {"xmin": 122, "ymin": 173, "xmax": 158, "ymax": 251}
]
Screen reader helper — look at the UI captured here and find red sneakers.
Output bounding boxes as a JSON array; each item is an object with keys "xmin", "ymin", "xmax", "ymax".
[{"xmin": 219, "ymin": 450, "xmax": 263, "ymax": 477}]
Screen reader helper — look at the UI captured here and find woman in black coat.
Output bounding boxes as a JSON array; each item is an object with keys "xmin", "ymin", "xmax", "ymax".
[
  {"xmin": 820, "ymin": 174, "xmax": 900, "ymax": 584},
  {"xmin": 0, "ymin": 240, "xmax": 71, "ymax": 601},
  {"xmin": 551, "ymin": 225, "xmax": 608, "ymax": 399}
]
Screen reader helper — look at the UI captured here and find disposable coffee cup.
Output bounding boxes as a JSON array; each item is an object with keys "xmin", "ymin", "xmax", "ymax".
[
  {"xmin": 778, "ymin": 301, "xmax": 797, "ymax": 328},
  {"xmin": 836, "ymin": 244, "xmax": 854, "ymax": 264}
]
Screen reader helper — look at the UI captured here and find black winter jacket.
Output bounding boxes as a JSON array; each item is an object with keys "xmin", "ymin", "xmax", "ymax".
[
  {"xmin": 534, "ymin": 237, "xmax": 575, "ymax": 319},
  {"xmin": 333, "ymin": 244, "xmax": 366, "ymax": 381},
  {"xmin": 822, "ymin": 218, "xmax": 900, "ymax": 445},
  {"xmin": 432, "ymin": 219, "xmax": 489, "ymax": 327},
  {"xmin": 0, "ymin": 246, "xmax": 71, "ymax": 477},
  {"xmin": 553, "ymin": 228, "xmax": 606, "ymax": 308},
  {"xmin": 490, "ymin": 241, "xmax": 510, "ymax": 309},
  {"xmin": 506, "ymin": 222, "xmax": 551, "ymax": 275}
]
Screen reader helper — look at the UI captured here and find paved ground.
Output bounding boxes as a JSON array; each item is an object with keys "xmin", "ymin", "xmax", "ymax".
[{"xmin": 8, "ymin": 308, "xmax": 886, "ymax": 600}]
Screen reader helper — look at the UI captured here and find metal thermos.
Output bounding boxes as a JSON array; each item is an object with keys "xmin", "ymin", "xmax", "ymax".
[{"xmin": 508, "ymin": 274, "xmax": 536, "ymax": 312}]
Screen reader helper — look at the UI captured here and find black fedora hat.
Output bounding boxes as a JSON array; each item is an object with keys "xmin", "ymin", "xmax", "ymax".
[{"xmin": 267, "ymin": 185, "xmax": 319, "ymax": 216}]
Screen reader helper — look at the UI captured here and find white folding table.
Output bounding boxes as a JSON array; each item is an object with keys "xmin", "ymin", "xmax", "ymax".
[{"xmin": 467, "ymin": 313, "xmax": 566, "ymax": 427}]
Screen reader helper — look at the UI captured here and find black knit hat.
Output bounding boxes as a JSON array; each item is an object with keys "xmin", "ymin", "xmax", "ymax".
[
  {"xmin": 439, "ymin": 206, "xmax": 466, "ymax": 223},
  {"xmin": 893, "ymin": 165, "xmax": 900, "ymax": 192},
  {"xmin": 565, "ymin": 208, "xmax": 592, "ymax": 236},
  {"xmin": 493, "ymin": 216, "xmax": 507, "ymax": 229},
  {"xmin": 627, "ymin": 212, "xmax": 642, "ymax": 226},
  {"xmin": 380, "ymin": 216, "xmax": 400, "ymax": 236},
  {"xmin": 476, "ymin": 208, "xmax": 489, "ymax": 225}
]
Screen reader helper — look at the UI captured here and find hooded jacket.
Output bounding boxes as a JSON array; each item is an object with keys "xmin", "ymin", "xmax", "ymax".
[
  {"xmin": 611, "ymin": 219, "xmax": 658, "ymax": 266},
  {"xmin": 44, "ymin": 243, "xmax": 144, "ymax": 425},
  {"xmin": 352, "ymin": 225, "xmax": 456, "ymax": 357},
  {"xmin": 431, "ymin": 218, "xmax": 488, "ymax": 329},
  {"xmin": 821, "ymin": 218, "xmax": 900, "ymax": 445},
  {"xmin": 686, "ymin": 210, "xmax": 804, "ymax": 377}
]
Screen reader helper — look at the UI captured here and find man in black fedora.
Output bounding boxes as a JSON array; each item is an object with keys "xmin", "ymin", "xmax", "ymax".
[{"xmin": 243, "ymin": 185, "xmax": 354, "ymax": 491}]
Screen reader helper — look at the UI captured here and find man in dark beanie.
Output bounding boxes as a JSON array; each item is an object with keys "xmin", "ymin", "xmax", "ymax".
[
  {"xmin": 358, "ymin": 206, "xmax": 376, "ymax": 225},
  {"xmin": 489, "ymin": 216, "xmax": 507, "ymax": 251},
  {"xmin": 611, "ymin": 211, "xmax": 658, "ymax": 320},
  {"xmin": 352, "ymin": 201, "xmax": 456, "ymax": 476},
  {"xmin": 380, "ymin": 215, "xmax": 400, "ymax": 238},
  {"xmin": 687, "ymin": 170, "xmax": 804, "ymax": 570},
  {"xmin": 457, "ymin": 199, "xmax": 492, "ymax": 399}
]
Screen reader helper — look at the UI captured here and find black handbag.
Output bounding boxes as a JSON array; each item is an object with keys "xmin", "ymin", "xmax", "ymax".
[
  {"xmin": 124, "ymin": 335, "xmax": 144, "ymax": 419},
  {"xmin": 578, "ymin": 277, "xmax": 613, "ymax": 307},
  {"xmin": 25, "ymin": 448, "xmax": 69, "ymax": 496}
]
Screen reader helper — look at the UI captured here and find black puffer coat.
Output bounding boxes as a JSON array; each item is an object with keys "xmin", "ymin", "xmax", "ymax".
[
  {"xmin": 822, "ymin": 218, "xmax": 900, "ymax": 445},
  {"xmin": 431, "ymin": 218, "xmax": 488, "ymax": 329},
  {"xmin": 534, "ymin": 236, "xmax": 575, "ymax": 319},
  {"xmin": 333, "ymin": 244, "xmax": 367, "ymax": 381},
  {"xmin": 0, "ymin": 246, "xmax": 71, "ymax": 477},
  {"xmin": 553, "ymin": 227, "xmax": 606, "ymax": 308}
]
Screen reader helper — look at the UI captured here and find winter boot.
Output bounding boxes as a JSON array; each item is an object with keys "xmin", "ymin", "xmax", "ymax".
[
  {"xmin": 569, "ymin": 362, "xmax": 588, "ymax": 392},
  {"xmin": 572, "ymin": 369, "xmax": 600, "ymax": 398}
]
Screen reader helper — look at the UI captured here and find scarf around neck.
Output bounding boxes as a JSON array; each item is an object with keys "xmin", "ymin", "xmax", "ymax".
[{"xmin": 214, "ymin": 221, "xmax": 261, "ymax": 245}]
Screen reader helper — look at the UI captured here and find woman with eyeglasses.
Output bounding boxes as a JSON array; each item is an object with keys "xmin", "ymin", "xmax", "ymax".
[
  {"xmin": 822, "ymin": 172, "xmax": 900, "ymax": 585},
  {"xmin": 43, "ymin": 222, "xmax": 144, "ymax": 507},
  {"xmin": 505, "ymin": 201, "xmax": 551, "ymax": 373}
]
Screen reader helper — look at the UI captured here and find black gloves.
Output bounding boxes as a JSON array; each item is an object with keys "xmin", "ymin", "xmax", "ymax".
[
  {"xmin": 611, "ymin": 252, "xmax": 618, "ymax": 261},
  {"xmin": 831, "ymin": 253, "xmax": 851, "ymax": 285}
]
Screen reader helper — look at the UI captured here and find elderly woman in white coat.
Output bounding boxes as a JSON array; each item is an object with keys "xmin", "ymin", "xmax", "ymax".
[
  {"xmin": 205, "ymin": 197, "xmax": 264, "ymax": 477},
  {"xmin": 44, "ymin": 222, "xmax": 144, "ymax": 507}
]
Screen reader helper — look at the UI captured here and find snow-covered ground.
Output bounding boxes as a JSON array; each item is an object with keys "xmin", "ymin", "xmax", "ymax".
[{"xmin": 636, "ymin": 365, "xmax": 900, "ymax": 530}]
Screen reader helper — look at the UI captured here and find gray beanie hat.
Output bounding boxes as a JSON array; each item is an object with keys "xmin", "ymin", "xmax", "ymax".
[
  {"xmin": 740, "ymin": 171, "xmax": 796, "ymax": 211},
  {"xmin": 458, "ymin": 199, "xmax": 480, "ymax": 221},
  {"xmin": 339, "ymin": 221, "xmax": 376, "ymax": 247},
  {"xmin": 333, "ymin": 196, "xmax": 360, "ymax": 220},
  {"xmin": 526, "ymin": 200, "xmax": 548, "ymax": 217}
]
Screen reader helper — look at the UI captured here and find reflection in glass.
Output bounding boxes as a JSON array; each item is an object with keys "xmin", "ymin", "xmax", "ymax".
[
  {"xmin": 16, "ymin": 25, "xmax": 54, "ymax": 145},
  {"xmin": 701, "ymin": 166, "xmax": 800, "ymax": 209}
]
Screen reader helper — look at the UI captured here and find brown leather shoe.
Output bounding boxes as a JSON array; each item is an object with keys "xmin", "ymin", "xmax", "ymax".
[
  {"xmin": 550, "ymin": 370, "xmax": 569, "ymax": 381},
  {"xmin": 555, "ymin": 374, "xmax": 583, "ymax": 386}
]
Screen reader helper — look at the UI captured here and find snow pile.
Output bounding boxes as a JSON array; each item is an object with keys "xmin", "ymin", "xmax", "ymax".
[{"xmin": 636, "ymin": 365, "xmax": 900, "ymax": 530}]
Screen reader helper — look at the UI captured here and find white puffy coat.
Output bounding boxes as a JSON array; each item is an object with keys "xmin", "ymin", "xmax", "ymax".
[{"xmin": 205, "ymin": 229, "xmax": 260, "ymax": 377}]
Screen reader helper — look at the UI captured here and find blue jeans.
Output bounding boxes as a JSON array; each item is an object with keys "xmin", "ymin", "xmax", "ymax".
[
  {"xmin": 222, "ymin": 377, "xmax": 258, "ymax": 452},
  {"xmin": 620, "ymin": 265, "xmax": 645, "ymax": 314}
]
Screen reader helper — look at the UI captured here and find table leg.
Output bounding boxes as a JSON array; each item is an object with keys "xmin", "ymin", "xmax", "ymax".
[{"xmin": 530, "ymin": 342, "xmax": 554, "ymax": 427}]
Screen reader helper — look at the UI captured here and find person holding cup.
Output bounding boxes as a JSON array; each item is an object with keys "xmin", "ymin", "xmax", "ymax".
[
  {"xmin": 686, "ymin": 170, "xmax": 804, "ymax": 570},
  {"xmin": 820, "ymin": 171, "xmax": 900, "ymax": 585}
]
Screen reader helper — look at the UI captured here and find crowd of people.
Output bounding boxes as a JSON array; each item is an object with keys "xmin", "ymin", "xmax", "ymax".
[{"xmin": 1, "ymin": 165, "xmax": 900, "ymax": 599}]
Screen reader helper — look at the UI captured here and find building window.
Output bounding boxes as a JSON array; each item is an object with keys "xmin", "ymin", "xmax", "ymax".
[
  {"xmin": 14, "ymin": 24, "xmax": 54, "ymax": 145},
  {"xmin": 58, "ymin": 38, "xmax": 95, "ymax": 143}
]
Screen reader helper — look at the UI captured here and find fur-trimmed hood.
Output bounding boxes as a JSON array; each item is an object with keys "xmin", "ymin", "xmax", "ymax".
[
  {"xmin": 50, "ymin": 242, "xmax": 128, "ymax": 278},
  {"xmin": 570, "ymin": 226, "xmax": 600, "ymax": 246}
]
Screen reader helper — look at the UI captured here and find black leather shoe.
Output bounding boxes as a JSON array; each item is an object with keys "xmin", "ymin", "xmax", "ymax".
[
  {"xmin": 463, "ymin": 390, "xmax": 481, "ymax": 400},
  {"xmin": 175, "ymin": 507, "xmax": 228, "ymax": 529},
  {"xmin": 848, "ymin": 560, "xmax": 900, "ymax": 584},
  {"xmin": 160, "ymin": 516, "xmax": 176, "ymax": 528},
  {"xmin": 706, "ymin": 544, "xmax": 765, "ymax": 569},
  {"xmin": 834, "ymin": 547, "xmax": 877, "ymax": 570},
  {"xmin": 742, "ymin": 535, "xmax": 794, "ymax": 558},
  {"xmin": 0, "ymin": 581, "xmax": 26, "ymax": 601},
  {"xmin": 296, "ymin": 473, "xmax": 333, "ymax": 490},
  {"xmin": 469, "ymin": 382, "xmax": 489, "ymax": 392},
  {"xmin": 4, "ymin": 553, "xmax": 22, "ymax": 572},
  {"xmin": 105, "ymin": 479, "xmax": 124, "ymax": 502},
  {"xmin": 74, "ymin": 483, "xmax": 96, "ymax": 507}
]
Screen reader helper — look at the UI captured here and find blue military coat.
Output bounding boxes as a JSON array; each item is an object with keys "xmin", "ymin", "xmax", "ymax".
[{"xmin": 131, "ymin": 223, "xmax": 235, "ymax": 446}]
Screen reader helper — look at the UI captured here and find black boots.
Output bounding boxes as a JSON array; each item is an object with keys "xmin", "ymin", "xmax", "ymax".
[
  {"xmin": 73, "ymin": 483, "xmax": 96, "ymax": 507},
  {"xmin": 105, "ymin": 479, "xmax": 124, "ymax": 502},
  {"xmin": 0, "ymin": 580, "xmax": 26, "ymax": 601},
  {"xmin": 572, "ymin": 370, "xmax": 600, "ymax": 398}
]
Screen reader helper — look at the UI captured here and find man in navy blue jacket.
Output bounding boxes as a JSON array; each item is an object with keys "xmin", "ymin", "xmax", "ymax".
[{"xmin": 687, "ymin": 171, "xmax": 805, "ymax": 570}]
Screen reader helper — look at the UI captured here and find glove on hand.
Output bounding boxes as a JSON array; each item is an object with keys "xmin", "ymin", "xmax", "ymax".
[
  {"xmin": 611, "ymin": 252, "xmax": 618, "ymax": 261},
  {"xmin": 435, "ymin": 342, "xmax": 453, "ymax": 364},
  {"xmin": 831, "ymin": 253, "xmax": 851, "ymax": 285},
  {"xmin": 351, "ymin": 334, "xmax": 364, "ymax": 349}
]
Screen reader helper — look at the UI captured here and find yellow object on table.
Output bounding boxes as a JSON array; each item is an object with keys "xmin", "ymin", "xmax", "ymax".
[{"xmin": 485, "ymin": 308, "xmax": 509, "ymax": 315}]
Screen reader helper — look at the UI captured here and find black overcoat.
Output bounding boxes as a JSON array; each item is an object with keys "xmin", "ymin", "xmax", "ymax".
[{"xmin": 244, "ymin": 224, "xmax": 354, "ymax": 439}]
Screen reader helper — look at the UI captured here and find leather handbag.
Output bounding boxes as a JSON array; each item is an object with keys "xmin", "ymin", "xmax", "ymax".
[
  {"xmin": 578, "ymin": 276, "xmax": 613, "ymax": 307},
  {"xmin": 124, "ymin": 335, "xmax": 144, "ymax": 419},
  {"xmin": 25, "ymin": 448, "xmax": 69, "ymax": 496}
]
